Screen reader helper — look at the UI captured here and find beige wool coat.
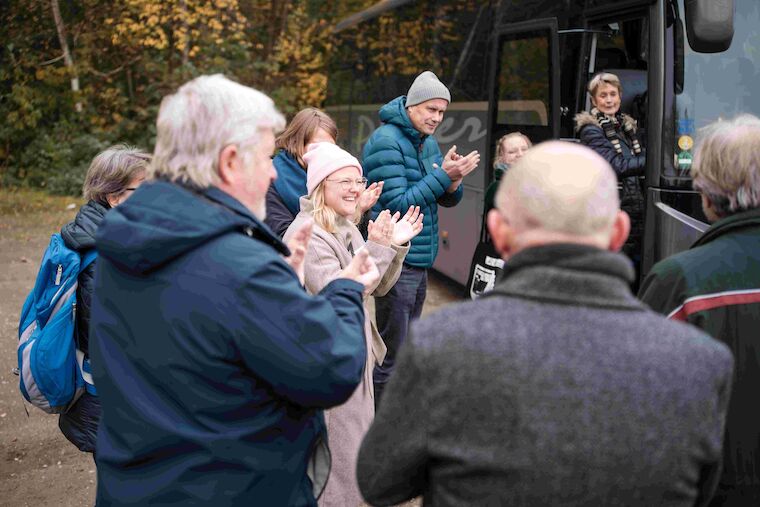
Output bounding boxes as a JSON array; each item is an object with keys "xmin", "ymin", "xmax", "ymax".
[{"xmin": 284, "ymin": 197, "xmax": 408, "ymax": 507}]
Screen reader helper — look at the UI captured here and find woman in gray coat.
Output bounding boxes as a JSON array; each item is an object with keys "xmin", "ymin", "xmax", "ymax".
[{"xmin": 284, "ymin": 142, "xmax": 422, "ymax": 506}]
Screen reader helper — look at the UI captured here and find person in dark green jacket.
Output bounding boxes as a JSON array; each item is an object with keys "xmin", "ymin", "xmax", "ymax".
[
  {"xmin": 639, "ymin": 114, "xmax": 760, "ymax": 506},
  {"xmin": 362, "ymin": 71, "xmax": 480, "ymax": 406}
]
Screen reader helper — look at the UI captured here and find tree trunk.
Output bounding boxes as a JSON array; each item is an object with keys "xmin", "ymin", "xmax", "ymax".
[
  {"xmin": 50, "ymin": 0, "xmax": 82, "ymax": 112},
  {"xmin": 180, "ymin": 0, "xmax": 189, "ymax": 69}
]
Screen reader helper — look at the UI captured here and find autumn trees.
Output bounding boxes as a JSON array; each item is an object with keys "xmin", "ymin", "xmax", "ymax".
[{"xmin": 0, "ymin": 0, "xmax": 482, "ymax": 194}]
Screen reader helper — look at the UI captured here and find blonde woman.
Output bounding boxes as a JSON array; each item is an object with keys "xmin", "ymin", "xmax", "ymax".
[{"xmin": 284, "ymin": 142, "xmax": 423, "ymax": 506}]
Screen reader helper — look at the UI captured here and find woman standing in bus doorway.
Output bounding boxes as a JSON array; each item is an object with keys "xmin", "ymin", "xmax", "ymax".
[
  {"xmin": 575, "ymin": 72, "xmax": 646, "ymax": 280},
  {"xmin": 265, "ymin": 107, "xmax": 383, "ymax": 238},
  {"xmin": 284, "ymin": 142, "xmax": 422, "ymax": 507}
]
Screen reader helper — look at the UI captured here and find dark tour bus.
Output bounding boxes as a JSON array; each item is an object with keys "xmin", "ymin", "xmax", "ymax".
[{"xmin": 327, "ymin": 0, "xmax": 760, "ymax": 287}]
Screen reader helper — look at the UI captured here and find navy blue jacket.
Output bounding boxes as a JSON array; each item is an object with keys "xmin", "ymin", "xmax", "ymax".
[
  {"xmin": 90, "ymin": 180, "xmax": 367, "ymax": 506},
  {"xmin": 61, "ymin": 199, "xmax": 108, "ymax": 359},
  {"xmin": 362, "ymin": 96, "xmax": 462, "ymax": 268},
  {"xmin": 265, "ymin": 151, "xmax": 307, "ymax": 238},
  {"xmin": 576, "ymin": 111, "xmax": 646, "ymax": 256}
]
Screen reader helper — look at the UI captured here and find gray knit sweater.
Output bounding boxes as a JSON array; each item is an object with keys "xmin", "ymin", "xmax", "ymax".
[{"xmin": 357, "ymin": 244, "xmax": 734, "ymax": 507}]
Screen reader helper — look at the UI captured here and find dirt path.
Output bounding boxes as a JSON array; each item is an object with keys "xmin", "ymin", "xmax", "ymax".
[
  {"xmin": 0, "ymin": 189, "xmax": 462, "ymax": 506},
  {"xmin": 1, "ymin": 190, "xmax": 95, "ymax": 506}
]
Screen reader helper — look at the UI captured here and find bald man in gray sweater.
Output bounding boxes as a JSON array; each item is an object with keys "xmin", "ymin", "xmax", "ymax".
[{"xmin": 357, "ymin": 141, "xmax": 734, "ymax": 507}]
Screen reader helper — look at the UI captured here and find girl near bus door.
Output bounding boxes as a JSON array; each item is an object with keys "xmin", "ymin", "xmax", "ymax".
[{"xmin": 466, "ymin": 132, "xmax": 531, "ymax": 298}]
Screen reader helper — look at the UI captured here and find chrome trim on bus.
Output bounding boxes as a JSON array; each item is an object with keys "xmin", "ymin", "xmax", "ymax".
[{"xmin": 654, "ymin": 201, "xmax": 709, "ymax": 234}]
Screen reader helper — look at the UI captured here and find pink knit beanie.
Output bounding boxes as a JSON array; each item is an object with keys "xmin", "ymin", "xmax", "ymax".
[{"xmin": 303, "ymin": 142, "xmax": 363, "ymax": 196}]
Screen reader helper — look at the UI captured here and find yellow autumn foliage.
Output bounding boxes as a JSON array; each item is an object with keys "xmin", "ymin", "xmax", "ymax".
[{"xmin": 110, "ymin": 0, "xmax": 247, "ymax": 56}]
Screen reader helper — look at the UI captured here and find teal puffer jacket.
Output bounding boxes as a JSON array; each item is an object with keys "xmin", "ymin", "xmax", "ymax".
[{"xmin": 362, "ymin": 96, "xmax": 463, "ymax": 268}]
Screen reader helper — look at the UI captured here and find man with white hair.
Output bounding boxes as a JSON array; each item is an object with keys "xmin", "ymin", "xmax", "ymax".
[
  {"xmin": 89, "ymin": 75, "xmax": 379, "ymax": 506},
  {"xmin": 640, "ymin": 114, "xmax": 760, "ymax": 506},
  {"xmin": 357, "ymin": 141, "xmax": 733, "ymax": 506}
]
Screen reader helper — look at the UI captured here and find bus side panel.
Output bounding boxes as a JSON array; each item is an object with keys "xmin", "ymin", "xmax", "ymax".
[
  {"xmin": 432, "ymin": 104, "xmax": 491, "ymax": 285},
  {"xmin": 436, "ymin": 188, "xmax": 482, "ymax": 285}
]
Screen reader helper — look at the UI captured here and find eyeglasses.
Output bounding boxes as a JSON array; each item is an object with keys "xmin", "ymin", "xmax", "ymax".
[{"xmin": 325, "ymin": 177, "xmax": 368, "ymax": 190}]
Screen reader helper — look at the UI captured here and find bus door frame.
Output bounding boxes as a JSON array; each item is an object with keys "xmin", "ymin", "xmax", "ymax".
[{"xmin": 485, "ymin": 18, "xmax": 561, "ymax": 178}]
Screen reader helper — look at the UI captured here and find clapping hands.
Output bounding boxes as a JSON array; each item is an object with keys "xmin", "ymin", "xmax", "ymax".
[
  {"xmin": 358, "ymin": 181, "xmax": 383, "ymax": 214},
  {"xmin": 391, "ymin": 205, "xmax": 423, "ymax": 245},
  {"xmin": 434, "ymin": 145, "xmax": 480, "ymax": 192},
  {"xmin": 284, "ymin": 218, "xmax": 313, "ymax": 285},
  {"xmin": 440, "ymin": 145, "xmax": 480, "ymax": 180},
  {"xmin": 367, "ymin": 206, "xmax": 423, "ymax": 247}
]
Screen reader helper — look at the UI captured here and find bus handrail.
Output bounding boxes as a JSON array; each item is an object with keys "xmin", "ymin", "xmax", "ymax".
[{"xmin": 655, "ymin": 201, "xmax": 709, "ymax": 234}]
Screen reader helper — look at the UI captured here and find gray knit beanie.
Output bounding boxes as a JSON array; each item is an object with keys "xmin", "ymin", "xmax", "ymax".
[{"xmin": 406, "ymin": 71, "xmax": 451, "ymax": 107}]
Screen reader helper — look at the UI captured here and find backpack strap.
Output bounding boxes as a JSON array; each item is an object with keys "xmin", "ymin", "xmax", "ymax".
[{"xmin": 80, "ymin": 249, "xmax": 98, "ymax": 273}]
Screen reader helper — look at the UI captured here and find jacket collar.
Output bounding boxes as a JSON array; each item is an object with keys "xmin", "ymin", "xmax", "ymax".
[
  {"xmin": 202, "ymin": 185, "xmax": 290, "ymax": 256},
  {"xmin": 693, "ymin": 207, "xmax": 760, "ymax": 248},
  {"xmin": 61, "ymin": 199, "xmax": 109, "ymax": 251},
  {"xmin": 488, "ymin": 243, "xmax": 644, "ymax": 311}
]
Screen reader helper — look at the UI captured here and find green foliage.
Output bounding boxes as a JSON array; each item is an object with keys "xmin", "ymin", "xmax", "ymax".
[{"xmin": 4, "ymin": 128, "xmax": 110, "ymax": 196}]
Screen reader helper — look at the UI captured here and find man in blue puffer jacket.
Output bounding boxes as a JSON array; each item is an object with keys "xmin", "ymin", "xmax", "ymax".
[
  {"xmin": 89, "ymin": 75, "xmax": 380, "ymax": 507},
  {"xmin": 363, "ymin": 71, "xmax": 480, "ymax": 406}
]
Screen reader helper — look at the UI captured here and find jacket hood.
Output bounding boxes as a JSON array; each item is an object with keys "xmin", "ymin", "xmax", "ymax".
[
  {"xmin": 61, "ymin": 200, "xmax": 109, "ymax": 252},
  {"xmin": 379, "ymin": 96, "xmax": 424, "ymax": 145},
  {"xmin": 95, "ymin": 180, "xmax": 288, "ymax": 275}
]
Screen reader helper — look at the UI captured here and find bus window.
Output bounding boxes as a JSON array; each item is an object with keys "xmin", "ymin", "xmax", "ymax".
[
  {"xmin": 326, "ymin": 0, "xmax": 493, "ymax": 155},
  {"xmin": 496, "ymin": 31, "xmax": 551, "ymax": 127},
  {"xmin": 586, "ymin": 17, "xmax": 649, "ymax": 127},
  {"xmin": 491, "ymin": 21, "xmax": 559, "ymax": 146},
  {"xmin": 669, "ymin": 0, "xmax": 760, "ymax": 183}
]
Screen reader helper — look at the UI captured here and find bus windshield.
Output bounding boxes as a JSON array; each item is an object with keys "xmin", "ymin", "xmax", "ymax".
[{"xmin": 672, "ymin": 0, "xmax": 760, "ymax": 179}]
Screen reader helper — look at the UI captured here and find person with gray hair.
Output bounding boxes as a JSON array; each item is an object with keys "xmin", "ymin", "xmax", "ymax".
[
  {"xmin": 88, "ymin": 74, "xmax": 380, "ymax": 505},
  {"xmin": 358, "ymin": 141, "xmax": 733, "ymax": 506},
  {"xmin": 57, "ymin": 144, "xmax": 149, "ymax": 460},
  {"xmin": 362, "ymin": 70, "xmax": 480, "ymax": 408},
  {"xmin": 640, "ymin": 114, "xmax": 760, "ymax": 506},
  {"xmin": 576, "ymin": 72, "xmax": 646, "ymax": 285}
]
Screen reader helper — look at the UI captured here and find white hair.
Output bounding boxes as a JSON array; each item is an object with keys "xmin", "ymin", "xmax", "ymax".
[
  {"xmin": 692, "ymin": 114, "xmax": 760, "ymax": 216},
  {"xmin": 495, "ymin": 141, "xmax": 620, "ymax": 241},
  {"xmin": 150, "ymin": 74, "xmax": 286, "ymax": 188}
]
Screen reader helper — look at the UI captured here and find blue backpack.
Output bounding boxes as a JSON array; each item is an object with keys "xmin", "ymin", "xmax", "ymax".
[{"xmin": 17, "ymin": 233, "xmax": 98, "ymax": 414}]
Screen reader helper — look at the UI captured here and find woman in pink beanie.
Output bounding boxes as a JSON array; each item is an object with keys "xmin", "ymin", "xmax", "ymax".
[{"xmin": 283, "ymin": 142, "xmax": 423, "ymax": 506}]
